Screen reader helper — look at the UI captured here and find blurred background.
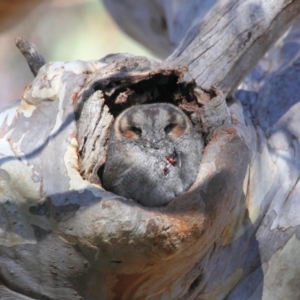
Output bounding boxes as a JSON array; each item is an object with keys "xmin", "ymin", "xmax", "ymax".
[{"xmin": 0, "ymin": 0, "xmax": 155, "ymax": 105}]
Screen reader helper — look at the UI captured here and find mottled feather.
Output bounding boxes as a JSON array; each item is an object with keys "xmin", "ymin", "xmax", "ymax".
[{"xmin": 103, "ymin": 103, "xmax": 203, "ymax": 207}]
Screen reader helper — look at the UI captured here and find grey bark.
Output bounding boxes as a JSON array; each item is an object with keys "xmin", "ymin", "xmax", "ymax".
[
  {"xmin": 15, "ymin": 37, "xmax": 46, "ymax": 76},
  {"xmin": 104, "ymin": 0, "xmax": 300, "ymax": 96},
  {"xmin": 0, "ymin": 0, "xmax": 300, "ymax": 299}
]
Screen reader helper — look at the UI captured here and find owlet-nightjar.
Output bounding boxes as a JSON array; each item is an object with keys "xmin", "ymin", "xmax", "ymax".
[{"xmin": 103, "ymin": 103, "xmax": 203, "ymax": 207}]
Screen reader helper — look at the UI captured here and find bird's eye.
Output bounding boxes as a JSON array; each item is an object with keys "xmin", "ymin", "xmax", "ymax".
[
  {"xmin": 130, "ymin": 126, "xmax": 142, "ymax": 136},
  {"xmin": 164, "ymin": 124, "xmax": 176, "ymax": 134}
]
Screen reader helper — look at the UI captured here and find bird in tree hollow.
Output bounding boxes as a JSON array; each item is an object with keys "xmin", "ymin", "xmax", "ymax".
[{"xmin": 103, "ymin": 103, "xmax": 203, "ymax": 207}]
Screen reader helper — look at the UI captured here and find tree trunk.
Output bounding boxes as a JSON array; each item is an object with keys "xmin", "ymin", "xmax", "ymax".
[{"xmin": 1, "ymin": 0, "xmax": 300, "ymax": 299}]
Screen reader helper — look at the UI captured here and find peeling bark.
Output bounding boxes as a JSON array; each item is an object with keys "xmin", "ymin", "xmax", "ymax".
[
  {"xmin": 0, "ymin": 1, "xmax": 300, "ymax": 300},
  {"xmin": 105, "ymin": 0, "xmax": 300, "ymax": 95}
]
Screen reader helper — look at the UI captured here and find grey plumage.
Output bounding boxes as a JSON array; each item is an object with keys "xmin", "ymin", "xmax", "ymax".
[{"xmin": 103, "ymin": 103, "xmax": 203, "ymax": 207}]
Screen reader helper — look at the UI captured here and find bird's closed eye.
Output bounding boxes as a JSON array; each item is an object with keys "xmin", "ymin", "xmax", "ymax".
[
  {"xmin": 164, "ymin": 124, "xmax": 176, "ymax": 134},
  {"xmin": 130, "ymin": 126, "xmax": 142, "ymax": 136}
]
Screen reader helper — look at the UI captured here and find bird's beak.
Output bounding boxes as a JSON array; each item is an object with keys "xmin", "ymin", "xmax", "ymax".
[{"xmin": 166, "ymin": 149, "xmax": 181, "ymax": 168}]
